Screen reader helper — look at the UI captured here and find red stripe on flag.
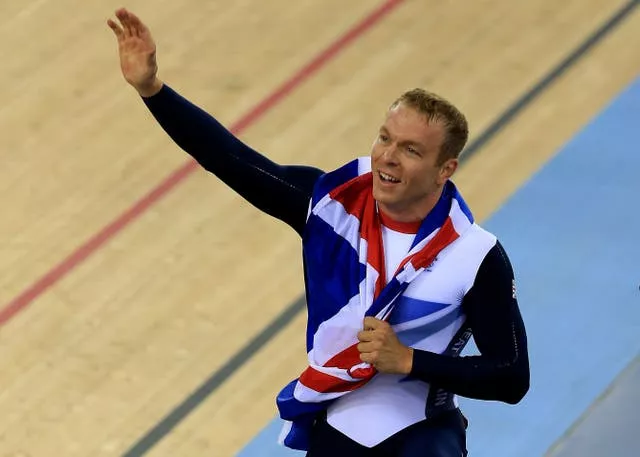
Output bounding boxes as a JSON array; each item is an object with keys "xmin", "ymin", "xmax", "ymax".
[
  {"xmin": 323, "ymin": 343, "xmax": 364, "ymax": 370},
  {"xmin": 299, "ymin": 366, "xmax": 372, "ymax": 394},
  {"xmin": 394, "ymin": 217, "xmax": 459, "ymax": 276},
  {"xmin": 328, "ymin": 172, "xmax": 386, "ymax": 291},
  {"xmin": 328, "ymin": 173, "xmax": 372, "ymax": 216}
]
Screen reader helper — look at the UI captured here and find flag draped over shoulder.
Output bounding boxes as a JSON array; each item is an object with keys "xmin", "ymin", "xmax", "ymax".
[{"xmin": 276, "ymin": 157, "xmax": 474, "ymax": 451}]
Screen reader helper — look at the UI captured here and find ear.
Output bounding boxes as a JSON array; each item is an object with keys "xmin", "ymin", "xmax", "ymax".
[{"xmin": 438, "ymin": 158, "xmax": 458, "ymax": 184}]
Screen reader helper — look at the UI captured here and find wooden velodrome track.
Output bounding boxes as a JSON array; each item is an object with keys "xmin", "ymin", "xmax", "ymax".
[{"xmin": 0, "ymin": 0, "xmax": 638, "ymax": 455}]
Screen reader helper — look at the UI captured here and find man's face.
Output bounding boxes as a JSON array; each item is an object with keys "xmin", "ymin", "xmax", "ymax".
[{"xmin": 371, "ymin": 102, "xmax": 457, "ymax": 221}]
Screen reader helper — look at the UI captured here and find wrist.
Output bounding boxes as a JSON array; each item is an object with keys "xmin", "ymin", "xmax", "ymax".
[
  {"xmin": 136, "ymin": 77, "xmax": 163, "ymax": 98},
  {"xmin": 402, "ymin": 347, "xmax": 414, "ymax": 374}
]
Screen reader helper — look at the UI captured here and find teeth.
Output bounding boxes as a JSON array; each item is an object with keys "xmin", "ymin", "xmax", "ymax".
[{"xmin": 380, "ymin": 171, "xmax": 400, "ymax": 183}]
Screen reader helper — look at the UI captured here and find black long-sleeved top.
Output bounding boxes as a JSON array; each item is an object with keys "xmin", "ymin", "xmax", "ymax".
[{"xmin": 142, "ymin": 84, "xmax": 530, "ymax": 405}]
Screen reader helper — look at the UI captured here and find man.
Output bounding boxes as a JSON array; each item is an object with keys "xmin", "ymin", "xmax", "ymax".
[{"xmin": 108, "ymin": 8, "xmax": 530, "ymax": 457}]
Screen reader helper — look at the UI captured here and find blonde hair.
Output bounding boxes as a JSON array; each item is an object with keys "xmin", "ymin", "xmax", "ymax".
[{"xmin": 391, "ymin": 89, "xmax": 469, "ymax": 163}]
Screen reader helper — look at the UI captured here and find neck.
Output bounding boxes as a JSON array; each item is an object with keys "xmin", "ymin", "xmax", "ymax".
[{"xmin": 377, "ymin": 187, "xmax": 444, "ymax": 223}]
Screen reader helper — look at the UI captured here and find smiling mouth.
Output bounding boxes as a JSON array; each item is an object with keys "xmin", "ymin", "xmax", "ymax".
[{"xmin": 378, "ymin": 171, "xmax": 400, "ymax": 183}]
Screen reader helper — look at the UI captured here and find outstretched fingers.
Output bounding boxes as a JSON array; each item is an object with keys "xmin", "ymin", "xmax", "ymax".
[
  {"xmin": 126, "ymin": 10, "xmax": 148, "ymax": 37},
  {"xmin": 107, "ymin": 18, "xmax": 124, "ymax": 41},
  {"xmin": 115, "ymin": 8, "xmax": 134, "ymax": 38}
]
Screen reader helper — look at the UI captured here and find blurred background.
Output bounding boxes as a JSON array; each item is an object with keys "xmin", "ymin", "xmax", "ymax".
[{"xmin": 0, "ymin": 0, "xmax": 638, "ymax": 455}]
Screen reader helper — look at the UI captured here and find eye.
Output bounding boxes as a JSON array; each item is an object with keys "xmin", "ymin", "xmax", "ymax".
[
  {"xmin": 379, "ymin": 134, "xmax": 389, "ymax": 143},
  {"xmin": 407, "ymin": 145, "xmax": 419, "ymax": 155}
]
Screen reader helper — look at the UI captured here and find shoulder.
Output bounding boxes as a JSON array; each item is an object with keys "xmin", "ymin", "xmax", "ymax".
[
  {"xmin": 452, "ymin": 223, "xmax": 518, "ymax": 292},
  {"xmin": 466, "ymin": 223, "xmax": 514, "ymax": 270},
  {"xmin": 454, "ymin": 223, "xmax": 498, "ymax": 267},
  {"xmin": 470, "ymin": 222, "xmax": 513, "ymax": 264},
  {"xmin": 468, "ymin": 229, "xmax": 516, "ymax": 299},
  {"xmin": 310, "ymin": 157, "xmax": 370, "ymax": 206}
]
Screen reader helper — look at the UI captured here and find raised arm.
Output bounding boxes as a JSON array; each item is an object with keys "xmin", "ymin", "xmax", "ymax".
[
  {"xmin": 107, "ymin": 8, "xmax": 323, "ymax": 235},
  {"xmin": 142, "ymin": 84, "xmax": 323, "ymax": 235}
]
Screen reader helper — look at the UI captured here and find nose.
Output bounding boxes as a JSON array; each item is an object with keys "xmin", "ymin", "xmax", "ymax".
[{"xmin": 381, "ymin": 143, "xmax": 400, "ymax": 165}]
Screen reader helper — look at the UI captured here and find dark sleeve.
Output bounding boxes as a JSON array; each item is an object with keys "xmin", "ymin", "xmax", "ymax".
[
  {"xmin": 409, "ymin": 240, "xmax": 530, "ymax": 404},
  {"xmin": 141, "ymin": 84, "xmax": 325, "ymax": 236}
]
